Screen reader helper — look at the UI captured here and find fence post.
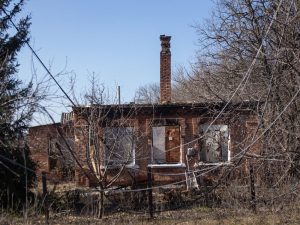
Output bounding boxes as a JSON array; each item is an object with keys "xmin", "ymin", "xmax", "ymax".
[
  {"xmin": 42, "ymin": 171, "xmax": 49, "ymax": 224},
  {"xmin": 249, "ymin": 164, "xmax": 256, "ymax": 213},
  {"xmin": 147, "ymin": 166, "xmax": 153, "ymax": 219}
]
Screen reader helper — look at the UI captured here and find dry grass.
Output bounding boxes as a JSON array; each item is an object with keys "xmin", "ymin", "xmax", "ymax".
[
  {"xmin": 1, "ymin": 204, "xmax": 300, "ymax": 224},
  {"xmin": 1, "ymin": 181, "xmax": 300, "ymax": 224}
]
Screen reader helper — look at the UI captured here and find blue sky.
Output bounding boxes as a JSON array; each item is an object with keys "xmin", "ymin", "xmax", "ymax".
[{"xmin": 14, "ymin": 0, "xmax": 215, "ymax": 124}]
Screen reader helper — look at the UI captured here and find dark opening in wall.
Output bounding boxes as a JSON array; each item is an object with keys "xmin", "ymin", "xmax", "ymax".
[
  {"xmin": 152, "ymin": 118, "xmax": 179, "ymax": 126},
  {"xmin": 48, "ymin": 138, "xmax": 60, "ymax": 170}
]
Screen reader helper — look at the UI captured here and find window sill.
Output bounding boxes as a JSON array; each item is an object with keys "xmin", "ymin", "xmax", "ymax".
[
  {"xmin": 147, "ymin": 164, "xmax": 186, "ymax": 168},
  {"xmin": 100, "ymin": 164, "xmax": 139, "ymax": 170},
  {"xmin": 194, "ymin": 162, "xmax": 233, "ymax": 167}
]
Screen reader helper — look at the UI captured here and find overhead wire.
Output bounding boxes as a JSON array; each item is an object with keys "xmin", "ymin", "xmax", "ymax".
[
  {"xmin": 1, "ymin": 80, "xmax": 298, "ymax": 207},
  {"xmin": 0, "ymin": 4, "xmax": 244, "ymax": 218},
  {"xmin": 0, "ymin": 0, "xmax": 284, "ymax": 171},
  {"xmin": 3, "ymin": 65, "xmax": 299, "ymax": 195},
  {"xmin": 0, "ymin": 7, "xmax": 264, "ymax": 185},
  {"xmin": 0, "ymin": 82, "xmax": 298, "ymax": 211},
  {"xmin": 151, "ymin": 0, "xmax": 296, "ymax": 213},
  {"xmin": 31, "ymin": 113, "xmax": 234, "ymax": 177},
  {"xmin": 0, "ymin": 0, "xmax": 294, "ymax": 215},
  {"xmin": 39, "ymin": 105, "xmax": 102, "ymax": 192},
  {"xmin": 1, "ymin": 8, "xmax": 76, "ymax": 106},
  {"xmin": 238, "ymin": 0, "xmax": 283, "ymax": 96},
  {"xmin": 133, "ymin": 0, "xmax": 284, "ymax": 163},
  {"xmin": 0, "ymin": 151, "xmax": 223, "ymax": 193},
  {"xmin": 0, "ymin": 5, "xmax": 267, "ymax": 177}
]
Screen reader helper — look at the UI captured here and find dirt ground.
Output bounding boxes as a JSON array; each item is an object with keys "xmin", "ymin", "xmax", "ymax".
[{"xmin": 2, "ymin": 204, "xmax": 300, "ymax": 225}]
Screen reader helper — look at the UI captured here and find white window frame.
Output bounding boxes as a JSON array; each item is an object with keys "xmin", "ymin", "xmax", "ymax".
[
  {"xmin": 148, "ymin": 125, "xmax": 186, "ymax": 168},
  {"xmin": 102, "ymin": 126, "xmax": 136, "ymax": 168},
  {"xmin": 197, "ymin": 124, "xmax": 231, "ymax": 165}
]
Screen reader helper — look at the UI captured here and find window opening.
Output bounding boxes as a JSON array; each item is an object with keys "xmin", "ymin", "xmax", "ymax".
[
  {"xmin": 103, "ymin": 127, "xmax": 134, "ymax": 166},
  {"xmin": 199, "ymin": 125, "xmax": 230, "ymax": 163},
  {"xmin": 152, "ymin": 125, "xmax": 180, "ymax": 164},
  {"xmin": 48, "ymin": 138, "xmax": 61, "ymax": 170}
]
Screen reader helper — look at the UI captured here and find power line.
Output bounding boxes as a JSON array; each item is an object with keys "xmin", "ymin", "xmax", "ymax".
[
  {"xmin": 40, "ymin": 105, "xmax": 100, "ymax": 192},
  {"xmin": 1, "ymin": 79, "xmax": 299, "ymax": 207},
  {"xmin": 1, "ymin": 0, "xmax": 284, "ymax": 167},
  {"xmin": 100, "ymin": 0, "xmax": 284, "ymax": 163},
  {"xmin": 4, "ymin": 77, "xmax": 300, "ymax": 195},
  {"xmin": 0, "ymin": 0, "xmax": 296, "ymax": 218},
  {"xmin": 0, "ymin": 3, "xmax": 271, "ymax": 169},
  {"xmin": 153, "ymin": 1, "xmax": 295, "ymax": 212},
  {"xmin": 0, "ymin": 0, "xmax": 290, "ymax": 214},
  {"xmin": 1, "ymin": 7, "xmax": 76, "ymax": 106},
  {"xmin": 30, "ymin": 114, "xmax": 244, "ymax": 177},
  {"xmin": 0, "ymin": 151, "xmax": 222, "ymax": 193}
]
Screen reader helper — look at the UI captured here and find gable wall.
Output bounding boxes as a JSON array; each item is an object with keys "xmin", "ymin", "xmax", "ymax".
[{"xmin": 29, "ymin": 123, "xmax": 74, "ymax": 182}]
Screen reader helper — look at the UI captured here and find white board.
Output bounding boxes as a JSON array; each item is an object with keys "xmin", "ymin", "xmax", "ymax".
[{"xmin": 152, "ymin": 126, "xmax": 166, "ymax": 163}]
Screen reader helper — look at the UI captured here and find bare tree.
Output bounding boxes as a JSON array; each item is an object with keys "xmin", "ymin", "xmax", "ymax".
[
  {"xmin": 172, "ymin": 64, "xmax": 214, "ymax": 102},
  {"xmin": 69, "ymin": 73, "xmax": 147, "ymax": 218},
  {"xmin": 133, "ymin": 78, "xmax": 204, "ymax": 103},
  {"xmin": 134, "ymin": 83, "xmax": 160, "ymax": 104},
  {"xmin": 174, "ymin": 0, "xmax": 300, "ymax": 189}
]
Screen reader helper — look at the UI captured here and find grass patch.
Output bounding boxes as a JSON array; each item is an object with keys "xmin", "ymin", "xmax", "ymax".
[{"xmin": 197, "ymin": 205, "xmax": 212, "ymax": 213}]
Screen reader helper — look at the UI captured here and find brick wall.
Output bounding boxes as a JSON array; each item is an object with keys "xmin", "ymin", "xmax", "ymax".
[
  {"xmin": 69, "ymin": 105, "xmax": 260, "ymax": 187},
  {"xmin": 29, "ymin": 123, "xmax": 73, "ymax": 181},
  {"xmin": 29, "ymin": 104, "xmax": 260, "ymax": 187}
]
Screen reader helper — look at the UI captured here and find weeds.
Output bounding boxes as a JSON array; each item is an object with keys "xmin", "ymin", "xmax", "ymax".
[{"xmin": 1, "ymin": 181, "xmax": 300, "ymax": 224}]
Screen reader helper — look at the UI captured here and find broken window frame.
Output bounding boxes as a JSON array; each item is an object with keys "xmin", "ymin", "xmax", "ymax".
[
  {"xmin": 102, "ymin": 126, "xmax": 135, "ymax": 167},
  {"xmin": 151, "ymin": 125, "xmax": 183, "ymax": 166},
  {"xmin": 48, "ymin": 138, "xmax": 61, "ymax": 170},
  {"xmin": 198, "ymin": 124, "xmax": 231, "ymax": 164}
]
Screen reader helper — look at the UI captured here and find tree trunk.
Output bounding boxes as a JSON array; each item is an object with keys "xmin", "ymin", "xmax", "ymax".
[{"xmin": 98, "ymin": 186, "xmax": 104, "ymax": 219}]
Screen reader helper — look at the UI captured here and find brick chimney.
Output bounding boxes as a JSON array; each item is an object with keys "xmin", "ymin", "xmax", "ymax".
[{"xmin": 160, "ymin": 35, "xmax": 171, "ymax": 103}]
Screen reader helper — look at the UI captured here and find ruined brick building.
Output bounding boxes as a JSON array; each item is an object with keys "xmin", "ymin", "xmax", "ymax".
[{"xmin": 29, "ymin": 35, "xmax": 260, "ymax": 188}]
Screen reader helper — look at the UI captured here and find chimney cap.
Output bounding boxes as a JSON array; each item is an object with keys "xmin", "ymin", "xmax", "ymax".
[
  {"xmin": 160, "ymin": 35, "xmax": 171, "ymax": 42},
  {"xmin": 160, "ymin": 35, "xmax": 171, "ymax": 54}
]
